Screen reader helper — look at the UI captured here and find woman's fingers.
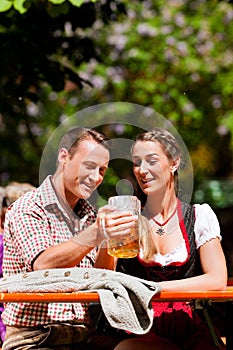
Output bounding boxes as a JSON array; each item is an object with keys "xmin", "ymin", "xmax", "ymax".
[
  {"xmin": 105, "ymin": 213, "xmax": 138, "ymax": 238},
  {"xmin": 98, "ymin": 208, "xmax": 138, "ymax": 239},
  {"xmin": 98, "ymin": 205, "xmax": 138, "ymax": 239}
]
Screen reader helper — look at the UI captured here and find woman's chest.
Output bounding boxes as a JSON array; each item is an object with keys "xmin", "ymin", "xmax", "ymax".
[{"xmin": 143, "ymin": 239, "xmax": 188, "ymax": 266}]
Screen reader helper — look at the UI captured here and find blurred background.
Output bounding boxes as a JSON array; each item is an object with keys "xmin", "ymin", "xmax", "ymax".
[{"xmin": 0, "ymin": 0, "xmax": 233, "ymax": 274}]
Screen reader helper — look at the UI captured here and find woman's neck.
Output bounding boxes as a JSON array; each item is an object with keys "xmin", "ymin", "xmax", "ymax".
[{"xmin": 144, "ymin": 192, "xmax": 177, "ymax": 221}]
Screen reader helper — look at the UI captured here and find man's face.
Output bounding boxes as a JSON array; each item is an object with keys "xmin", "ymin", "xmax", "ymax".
[{"xmin": 61, "ymin": 139, "xmax": 109, "ymax": 203}]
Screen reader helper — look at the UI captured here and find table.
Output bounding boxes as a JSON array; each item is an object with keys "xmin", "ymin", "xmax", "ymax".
[
  {"xmin": 1, "ymin": 287, "xmax": 233, "ymax": 303},
  {"xmin": 1, "ymin": 287, "xmax": 233, "ymax": 349}
]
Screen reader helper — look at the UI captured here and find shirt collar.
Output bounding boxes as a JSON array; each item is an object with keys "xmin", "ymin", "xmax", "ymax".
[{"xmin": 39, "ymin": 175, "xmax": 96, "ymax": 225}]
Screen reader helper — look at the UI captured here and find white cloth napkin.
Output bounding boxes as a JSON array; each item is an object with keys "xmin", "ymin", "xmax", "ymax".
[{"xmin": 0, "ymin": 267, "xmax": 161, "ymax": 334}]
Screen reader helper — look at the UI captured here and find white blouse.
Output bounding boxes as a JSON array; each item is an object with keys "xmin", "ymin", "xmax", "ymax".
[{"xmin": 139, "ymin": 203, "xmax": 221, "ymax": 266}]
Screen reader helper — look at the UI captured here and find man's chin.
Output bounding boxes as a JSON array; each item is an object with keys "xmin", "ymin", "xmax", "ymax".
[{"xmin": 79, "ymin": 187, "xmax": 94, "ymax": 199}]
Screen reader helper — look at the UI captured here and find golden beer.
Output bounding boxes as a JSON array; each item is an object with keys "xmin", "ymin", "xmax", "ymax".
[{"xmin": 107, "ymin": 238, "xmax": 139, "ymax": 258}]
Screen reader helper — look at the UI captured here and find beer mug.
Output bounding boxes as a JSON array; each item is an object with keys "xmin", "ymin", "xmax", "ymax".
[{"xmin": 107, "ymin": 195, "xmax": 141, "ymax": 258}]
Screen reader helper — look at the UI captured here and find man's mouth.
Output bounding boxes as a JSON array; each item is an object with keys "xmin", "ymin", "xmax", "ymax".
[{"xmin": 82, "ymin": 182, "xmax": 95, "ymax": 191}]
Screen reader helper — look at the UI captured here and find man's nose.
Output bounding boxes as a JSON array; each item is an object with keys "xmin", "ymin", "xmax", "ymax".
[{"xmin": 89, "ymin": 168, "xmax": 100, "ymax": 182}]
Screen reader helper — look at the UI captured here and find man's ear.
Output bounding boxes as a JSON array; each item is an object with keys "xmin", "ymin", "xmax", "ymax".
[
  {"xmin": 58, "ymin": 148, "xmax": 69, "ymax": 166},
  {"xmin": 171, "ymin": 157, "xmax": 181, "ymax": 174}
]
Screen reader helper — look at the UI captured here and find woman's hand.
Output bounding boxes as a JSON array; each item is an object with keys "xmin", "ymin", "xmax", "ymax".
[{"xmin": 98, "ymin": 205, "xmax": 138, "ymax": 240}]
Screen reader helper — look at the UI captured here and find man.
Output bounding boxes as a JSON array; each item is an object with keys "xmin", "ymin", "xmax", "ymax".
[{"xmin": 2, "ymin": 127, "xmax": 136, "ymax": 350}]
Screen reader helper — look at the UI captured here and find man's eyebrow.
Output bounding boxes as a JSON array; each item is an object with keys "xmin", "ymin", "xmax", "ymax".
[
  {"xmin": 83, "ymin": 160, "xmax": 108, "ymax": 167},
  {"xmin": 83, "ymin": 160, "xmax": 97, "ymax": 163}
]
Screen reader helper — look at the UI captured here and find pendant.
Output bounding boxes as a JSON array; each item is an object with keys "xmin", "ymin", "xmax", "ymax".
[{"xmin": 156, "ymin": 227, "xmax": 165, "ymax": 236}]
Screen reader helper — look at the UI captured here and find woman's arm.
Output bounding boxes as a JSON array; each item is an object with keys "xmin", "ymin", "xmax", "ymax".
[
  {"xmin": 159, "ymin": 237, "xmax": 227, "ymax": 291},
  {"xmin": 94, "ymin": 246, "xmax": 117, "ymax": 270}
]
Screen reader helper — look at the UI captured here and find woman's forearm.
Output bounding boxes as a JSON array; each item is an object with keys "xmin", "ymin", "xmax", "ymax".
[
  {"xmin": 94, "ymin": 246, "xmax": 117, "ymax": 270},
  {"xmin": 159, "ymin": 272, "xmax": 227, "ymax": 292}
]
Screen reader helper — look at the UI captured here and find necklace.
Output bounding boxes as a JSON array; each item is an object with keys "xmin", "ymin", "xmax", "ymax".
[{"xmin": 151, "ymin": 205, "xmax": 177, "ymax": 236}]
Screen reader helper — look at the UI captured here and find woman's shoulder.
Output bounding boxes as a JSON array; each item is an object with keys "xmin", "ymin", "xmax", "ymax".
[
  {"xmin": 193, "ymin": 202, "xmax": 218, "ymax": 218},
  {"xmin": 192, "ymin": 203, "xmax": 221, "ymax": 248}
]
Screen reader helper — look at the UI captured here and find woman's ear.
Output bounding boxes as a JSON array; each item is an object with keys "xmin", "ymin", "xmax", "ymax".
[
  {"xmin": 171, "ymin": 157, "xmax": 181, "ymax": 174},
  {"xmin": 57, "ymin": 148, "xmax": 69, "ymax": 166}
]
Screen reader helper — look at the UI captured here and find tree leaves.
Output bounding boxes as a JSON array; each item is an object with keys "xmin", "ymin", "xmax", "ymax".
[
  {"xmin": 0, "ymin": 0, "xmax": 12, "ymax": 12},
  {"xmin": 0, "ymin": 0, "xmax": 98, "ymax": 14}
]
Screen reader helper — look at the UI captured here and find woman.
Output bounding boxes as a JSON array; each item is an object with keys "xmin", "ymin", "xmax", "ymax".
[{"xmin": 115, "ymin": 128, "xmax": 227, "ymax": 350}]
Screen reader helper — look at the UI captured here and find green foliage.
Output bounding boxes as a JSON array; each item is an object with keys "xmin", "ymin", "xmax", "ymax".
[
  {"xmin": 0, "ymin": 0, "xmax": 126, "ymax": 185},
  {"xmin": 0, "ymin": 0, "xmax": 12, "ymax": 12},
  {"xmin": 194, "ymin": 179, "xmax": 233, "ymax": 208},
  {"xmin": 0, "ymin": 0, "xmax": 98, "ymax": 14},
  {"xmin": 77, "ymin": 0, "xmax": 233, "ymax": 189},
  {"xmin": 0, "ymin": 0, "xmax": 233, "ymax": 208}
]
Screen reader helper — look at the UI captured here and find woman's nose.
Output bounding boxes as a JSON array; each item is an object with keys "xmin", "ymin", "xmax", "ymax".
[{"xmin": 138, "ymin": 161, "xmax": 148, "ymax": 174}]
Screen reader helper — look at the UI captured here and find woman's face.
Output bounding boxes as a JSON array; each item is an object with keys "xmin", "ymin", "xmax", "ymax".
[{"xmin": 132, "ymin": 140, "xmax": 177, "ymax": 195}]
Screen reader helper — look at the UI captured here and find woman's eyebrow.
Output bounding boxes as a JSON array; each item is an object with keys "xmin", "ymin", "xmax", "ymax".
[
  {"xmin": 146, "ymin": 153, "xmax": 159, "ymax": 156},
  {"xmin": 132, "ymin": 153, "xmax": 159, "ymax": 158}
]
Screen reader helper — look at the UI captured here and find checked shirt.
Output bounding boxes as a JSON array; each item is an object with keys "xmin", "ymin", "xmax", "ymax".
[{"xmin": 2, "ymin": 176, "xmax": 97, "ymax": 326}]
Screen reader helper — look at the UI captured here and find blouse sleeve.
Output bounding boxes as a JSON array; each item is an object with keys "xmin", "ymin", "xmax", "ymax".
[{"xmin": 194, "ymin": 203, "xmax": 221, "ymax": 249}]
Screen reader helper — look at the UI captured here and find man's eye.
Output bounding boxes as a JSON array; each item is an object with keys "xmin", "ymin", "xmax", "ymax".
[
  {"xmin": 133, "ymin": 161, "xmax": 141, "ymax": 167},
  {"xmin": 100, "ymin": 168, "xmax": 107, "ymax": 175},
  {"xmin": 85, "ymin": 164, "xmax": 96, "ymax": 170}
]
